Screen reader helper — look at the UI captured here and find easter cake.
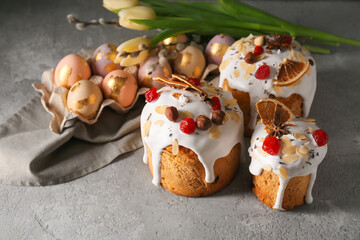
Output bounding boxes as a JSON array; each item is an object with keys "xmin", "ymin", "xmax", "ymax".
[
  {"xmin": 248, "ymin": 98, "xmax": 328, "ymax": 210},
  {"xmin": 141, "ymin": 74, "xmax": 244, "ymax": 197},
  {"xmin": 219, "ymin": 34, "xmax": 316, "ymax": 136}
]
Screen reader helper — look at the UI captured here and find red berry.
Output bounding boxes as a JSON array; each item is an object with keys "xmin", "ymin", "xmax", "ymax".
[
  {"xmin": 188, "ymin": 78, "xmax": 200, "ymax": 86},
  {"xmin": 255, "ymin": 64, "xmax": 270, "ymax": 79},
  {"xmin": 145, "ymin": 88, "xmax": 159, "ymax": 102},
  {"xmin": 210, "ymin": 96, "xmax": 221, "ymax": 111},
  {"xmin": 180, "ymin": 118, "xmax": 196, "ymax": 134},
  {"xmin": 262, "ymin": 136, "xmax": 281, "ymax": 155},
  {"xmin": 253, "ymin": 46, "xmax": 264, "ymax": 55},
  {"xmin": 312, "ymin": 129, "xmax": 329, "ymax": 147}
]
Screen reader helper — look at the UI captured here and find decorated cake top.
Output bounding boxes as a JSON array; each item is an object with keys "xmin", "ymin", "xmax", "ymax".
[
  {"xmin": 141, "ymin": 74, "xmax": 244, "ymax": 185},
  {"xmin": 248, "ymin": 98, "xmax": 328, "ymax": 210},
  {"xmin": 219, "ymin": 34, "xmax": 316, "ymax": 130}
]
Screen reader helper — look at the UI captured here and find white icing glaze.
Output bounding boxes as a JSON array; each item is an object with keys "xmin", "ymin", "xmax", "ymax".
[
  {"xmin": 141, "ymin": 84, "xmax": 244, "ymax": 186},
  {"xmin": 219, "ymin": 35, "xmax": 316, "ymax": 131},
  {"xmin": 248, "ymin": 118, "xmax": 327, "ymax": 210}
]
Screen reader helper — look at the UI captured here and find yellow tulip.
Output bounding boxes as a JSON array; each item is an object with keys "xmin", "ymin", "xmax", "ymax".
[
  {"xmin": 118, "ymin": 6, "xmax": 156, "ymax": 31},
  {"xmin": 103, "ymin": 0, "xmax": 139, "ymax": 12},
  {"xmin": 115, "ymin": 37, "xmax": 150, "ymax": 66}
]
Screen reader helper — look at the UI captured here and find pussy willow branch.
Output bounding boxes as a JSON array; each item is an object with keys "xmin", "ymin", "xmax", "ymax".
[{"xmin": 67, "ymin": 14, "xmax": 121, "ymax": 30}]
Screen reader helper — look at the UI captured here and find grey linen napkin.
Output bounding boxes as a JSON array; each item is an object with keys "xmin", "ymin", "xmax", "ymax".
[{"xmin": 0, "ymin": 94, "xmax": 145, "ymax": 186}]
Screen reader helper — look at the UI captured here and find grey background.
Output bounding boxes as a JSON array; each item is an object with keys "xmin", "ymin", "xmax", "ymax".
[{"xmin": 0, "ymin": 0, "xmax": 359, "ymax": 239}]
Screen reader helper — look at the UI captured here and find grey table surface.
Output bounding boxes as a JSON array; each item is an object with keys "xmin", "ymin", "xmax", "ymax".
[{"xmin": 0, "ymin": 0, "xmax": 359, "ymax": 239}]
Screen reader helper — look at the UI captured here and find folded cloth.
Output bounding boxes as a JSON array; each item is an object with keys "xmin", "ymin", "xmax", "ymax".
[{"xmin": 0, "ymin": 94, "xmax": 144, "ymax": 186}]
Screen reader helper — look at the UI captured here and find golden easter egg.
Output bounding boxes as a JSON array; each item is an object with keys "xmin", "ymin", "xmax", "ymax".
[
  {"xmin": 173, "ymin": 45, "xmax": 205, "ymax": 78},
  {"xmin": 67, "ymin": 80, "xmax": 103, "ymax": 119},
  {"xmin": 101, "ymin": 70, "xmax": 138, "ymax": 107},
  {"xmin": 54, "ymin": 54, "xmax": 91, "ymax": 89}
]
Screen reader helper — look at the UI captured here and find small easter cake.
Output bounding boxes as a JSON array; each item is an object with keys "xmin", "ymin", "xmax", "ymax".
[
  {"xmin": 141, "ymin": 74, "xmax": 244, "ymax": 197},
  {"xmin": 248, "ymin": 98, "xmax": 328, "ymax": 210},
  {"xmin": 219, "ymin": 34, "xmax": 316, "ymax": 136}
]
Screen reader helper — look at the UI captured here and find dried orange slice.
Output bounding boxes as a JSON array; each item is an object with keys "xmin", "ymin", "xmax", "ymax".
[
  {"xmin": 256, "ymin": 98, "xmax": 295, "ymax": 126},
  {"xmin": 275, "ymin": 59, "xmax": 310, "ymax": 86}
]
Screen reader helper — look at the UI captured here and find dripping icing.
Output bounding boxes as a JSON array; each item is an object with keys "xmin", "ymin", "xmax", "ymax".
[
  {"xmin": 141, "ymin": 85, "xmax": 244, "ymax": 186},
  {"xmin": 219, "ymin": 35, "xmax": 316, "ymax": 131},
  {"xmin": 248, "ymin": 119, "xmax": 327, "ymax": 209}
]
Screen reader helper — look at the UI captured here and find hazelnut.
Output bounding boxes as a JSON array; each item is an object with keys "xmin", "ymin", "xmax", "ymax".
[
  {"xmin": 254, "ymin": 35, "xmax": 265, "ymax": 46},
  {"xmin": 244, "ymin": 52, "xmax": 256, "ymax": 64},
  {"xmin": 165, "ymin": 106, "xmax": 179, "ymax": 122},
  {"xmin": 196, "ymin": 115, "xmax": 212, "ymax": 130},
  {"xmin": 211, "ymin": 110, "xmax": 225, "ymax": 125}
]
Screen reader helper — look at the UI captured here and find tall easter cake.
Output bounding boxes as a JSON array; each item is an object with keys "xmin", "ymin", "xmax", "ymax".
[
  {"xmin": 248, "ymin": 98, "xmax": 328, "ymax": 210},
  {"xmin": 141, "ymin": 75, "xmax": 244, "ymax": 197},
  {"xmin": 219, "ymin": 34, "xmax": 316, "ymax": 136}
]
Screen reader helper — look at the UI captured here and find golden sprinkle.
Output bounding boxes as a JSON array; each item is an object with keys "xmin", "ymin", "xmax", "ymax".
[
  {"xmin": 178, "ymin": 111, "xmax": 193, "ymax": 119},
  {"xmin": 293, "ymin": 132, "xmax": 307, "ymax": 140},
  {"xmin": 258, "ymin": 146, "xmax": 269, "ymax": 157},
  {"xmin": 143, "ymin": 121, "xmax": 151, "ymax": 137},
  {"xmin": 297, "ymin": 146, "xmax": 309, "ymax": 158},
  {"xmin": 281, "ymin": 136, "xmax": 291, "ymax": 144},
  {"xmin": 219, "ymin": 58, "xmax": 231, "ymax": 71},
  {"xmin": 283, "ymin": 154, "xmax": 299, "ymax": 163},
  {"xmin": 234, "ymin": 69, "xmax": 240, "ymax": 78},
  {"xmin": 225, "ymin": 110, "xmax": 241, "ymax": 123},
  {"xmin": 254, "ymin": 35, "xmax": 265, "ymax": 46},
  {"xmin": 155, "ymin": 105, "xmax": 168, "ymax": 115},
  {"xmin": 303, "ymin": 118, "xmax": 316, "ymax": 122},
  {"xmin": 307, "ymin": 127, "xmax": 315, "ymax": 133},
  {"xmin": 209, "ymin": 125, "xmax": 221, "ymax": 139},
  {"xmin": 172, "ymin": 139, "xmax": 179, "ymax": 156},
  {"xmin": 243, "ymin": 72, "xmax": 251, "ymax": 80},
  {"xmin": 282, "ymin": 146, "xmax": 297, "ymax": 155},
  {"xmin": 154, "ymin": 120, "xmax": 164, "ymax": 126},
  {"xmin": 240, "ymin": 61, "xmax": 256, "ymax": 73},
  {"xmin": 279, "ymin": 167, "xmax": 288, "ymax": 179}
]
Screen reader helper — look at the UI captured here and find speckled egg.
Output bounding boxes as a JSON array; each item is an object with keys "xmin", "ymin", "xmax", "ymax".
[
  {"xmin": 102, "ymin": 70, "xmax": 138, "ymax": 107},
  {"xmin": 67, "ymin": 80, "xmax": 103, "ymax": 119},
  {"xmin": 138, "ymin": 56, "xmax": 172, "ymax": 89},
  {"xmin": 205, "ymin": 34, "xmax": 235, "ymax": 65},
  {"xmin": 173, "ymin": 45, "xmax": 205, "ymax": 79},
  {"xmin": 92, "ymin": 43, "xmax": 122, "ymax": 78},
  {"xmin": 54, "ymin": 54, "xmax": 91, "ymax": 89}
]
